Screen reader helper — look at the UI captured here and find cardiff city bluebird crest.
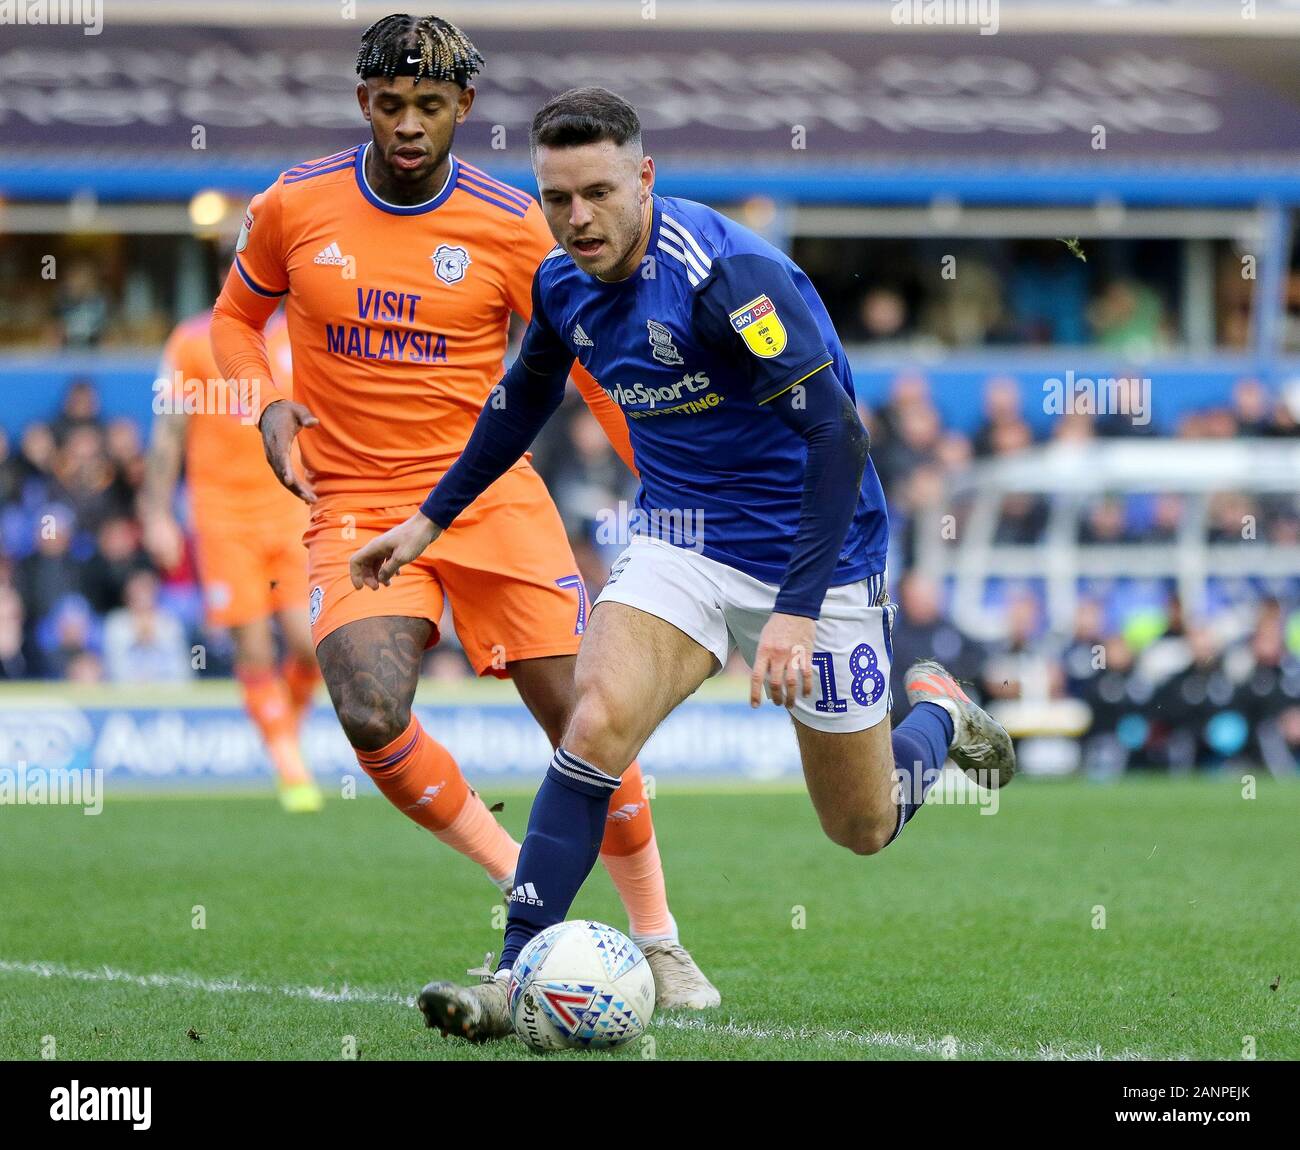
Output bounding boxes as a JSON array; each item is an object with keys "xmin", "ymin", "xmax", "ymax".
[{"xmin": 431, "ymin": 244, "xmax": 471, "ymax": 284}]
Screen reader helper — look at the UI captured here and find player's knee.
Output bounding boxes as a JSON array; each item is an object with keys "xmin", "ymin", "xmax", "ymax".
[
  {"xmin": 335, "ymin": 696, "xmax": 409, "ymax": 752},
  {"xmin": 564, "ymin": 684, "xmax": 635, "ymax": 770},
  {"xmin": 821, "ymin": 813, "xmax": 897, "ymax": 857}
]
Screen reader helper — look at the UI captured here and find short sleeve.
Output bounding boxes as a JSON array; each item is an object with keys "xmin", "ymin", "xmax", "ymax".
[{"xmin": 694, "ymin": 253, "xmax": 833, "ymax": 405}]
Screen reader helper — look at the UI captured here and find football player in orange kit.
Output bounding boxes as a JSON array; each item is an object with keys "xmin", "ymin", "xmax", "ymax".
[
  {"xmin": 142, "ymin": 307, "xmax": 324, "ymax": 813},
  {"xmin": 210, "ymin": 13, "xmax": 717, "ymax": 1011}
]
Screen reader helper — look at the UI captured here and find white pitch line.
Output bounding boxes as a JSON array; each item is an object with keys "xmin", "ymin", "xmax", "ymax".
[
  {"xmin": 653, "ymin": 1014, "xmax": 1165, "ymax": 1061},
  {"xmin": 0, "ymin": 958, "xmax": 414, "ymax": 1007},
  {"xmin": 0, "ymin": 958, "xmax": 1169, "ymax": 1060}
]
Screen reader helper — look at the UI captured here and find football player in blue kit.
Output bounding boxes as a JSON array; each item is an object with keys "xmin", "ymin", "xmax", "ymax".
[{"xmin": 350, "ymin": 86, "xmax": 1017, "ymax": 1040}]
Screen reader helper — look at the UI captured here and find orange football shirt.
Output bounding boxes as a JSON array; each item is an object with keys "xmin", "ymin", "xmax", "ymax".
[
  {"xmin": 160, "ymin": 312, "xmax": 302, "ymax": 529},
  {"xmin": 211, "ymin": 145, "xmax": 633, "ymax": 506}
]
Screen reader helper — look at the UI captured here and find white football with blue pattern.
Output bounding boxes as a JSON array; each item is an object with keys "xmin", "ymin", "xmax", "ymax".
[{"xmin": 508, "ymin": 920, "xmax": 655, "ymax": 1052}]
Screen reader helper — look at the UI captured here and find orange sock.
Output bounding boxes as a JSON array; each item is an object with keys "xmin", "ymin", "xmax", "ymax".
[
  {"xmin": 354, "ymin": 716, "xmax": 519, "ymax": 887},
  {"xmin": 600, "ymin": 762, "xmax": 676, "ymax": 941},
  {"xmin": 281, "ymin": 653, "xmax": 321, "ymax": 731},
  {"xmin": 238, "ymin": 668, "xmax": 312, "ymax": 787}
]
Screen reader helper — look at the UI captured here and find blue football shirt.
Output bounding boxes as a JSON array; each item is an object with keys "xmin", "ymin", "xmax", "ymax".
[{"xmin": 522, "ymin": 193, "xmax": 888, "ymax": 588}]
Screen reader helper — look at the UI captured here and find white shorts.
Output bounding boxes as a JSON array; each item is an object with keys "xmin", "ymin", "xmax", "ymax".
[{"xmin": 593, "ymin": 537, "xmax": 896, "ymax": 733}]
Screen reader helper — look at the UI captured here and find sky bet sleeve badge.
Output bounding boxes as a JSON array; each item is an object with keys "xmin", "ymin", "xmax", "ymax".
[
  {"xmin": 235, "ymin": 207, "xmax": 254, "ymax": 253},
  {"xmin": 728, "ymin": 294, "xmax": 787, "ymax": 358}
]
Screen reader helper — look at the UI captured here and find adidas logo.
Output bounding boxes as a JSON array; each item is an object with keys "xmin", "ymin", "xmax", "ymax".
[
  {"xmin": 507, "ymin": 882, "xmax": 543, "ymax": 907},
  {"xmin": 607, "ymin": 802, "xmax": 645, "ymax": 822},
  {"xmin": 572, "ymin": 323, "xmax": 594, "ymax": 347},
  {"xmin": 313, "ymin": 242, "xmax": 349, "ymax": 267},
  {"xmin": 404, "ymin": 783, "xmax": 444, "ymax": 812}
]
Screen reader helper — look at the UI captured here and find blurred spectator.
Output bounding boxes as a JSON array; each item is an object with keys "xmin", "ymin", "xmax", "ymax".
[
  {"xmin": 52, "ymin": 425, "xmax": 117, "ymax": 533},
  {"xmin": 1088, "ymin": 279, "xmax": 1170, "ymax": 357},
  {"xmin": 994, "ymin": 492, "xmax": 1050, "ymax": 546},
  {"xmin": 1007, "ymin": 240, "xmax": 1090, "ymax": 345},
  {"xmin": 1095, "ymin": 374, "xmax": 1158, "ymax": 438},
  {"xmin": 973, "ymin": 377, "xmax": 1030, "ymax": 458},
  {"xmin": 1070, "ymin": 634, "xmax": 1155, "ymax": 775},
  {"xmin": 856, "ymin": 286, "xmax": 909, "ymax": 344},
  {"xmin": 56, "ymin": 262, "xmax": 111, "ymax": 349},
  {"xmin": 51, "ymin": 379, "xmax": 101, "ymax": 444},
  {"xmin": 1147, "ymin": 493, "xmax": 1184, "ymax": 544},
  {"xmin": 36, "ymin": 595, "xmax": 100, "ymax": 680},
  {"xmin": 0, "ymin": 584, "xmax": 34, "ymax": 679},
  {"xmin": 1224, "ymin": 600, "xmax": 1300, "ymax": 775},
  {"xmin": 82, "ymin": 515, "xmax": 150, "ymax": 614},
  {"xmin": 889, "ymin": 571, "xmax": 985, "ymax": 721},
  {"xmin": 17, "ymin": 508, "xmax": 84, "ymax": 631},
  {"xmin": 873, "ymin": 389, "xmax": 943, "ymax": 493},
  {"xmin": 980, "ymin": 588, "xmax": 1061, "ymax": 701},
  {"xmin": 0, "ymin": 427, "xmax": 24, "ymax": 507},
  {"xmin": 1231, "ymin": 377, "xmax": 1273, "ymax": 436},
  {"xmin": 19, "ymin": 422, "xmax": 56, "ymax": 487},
  {"xmin": 1150, "ymin": 623, "xmax": 1237, "ymax": 770},
  {"xmin": 102, "ymin": 570, "xmax": 192, "ymax": 683},
  {"xmin": 1207, "ymin": 492, "xmax": 1257, "ymax": 544},
  {"xmin": 1078, "ymin": 496, "xmax": 1129, "ymax": 545},
  {"xmin": 549, "ymin": 409, "xmax": 630, "ymax": 544},
  {"xmin": 920, "ymin": 258, "xmax": 1006, "ymax": 347}
]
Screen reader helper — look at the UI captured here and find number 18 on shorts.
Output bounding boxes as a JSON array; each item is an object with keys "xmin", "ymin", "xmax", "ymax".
[{"xmin": 595, "ymin": 537, "xmax": 895, "ymax": 733}]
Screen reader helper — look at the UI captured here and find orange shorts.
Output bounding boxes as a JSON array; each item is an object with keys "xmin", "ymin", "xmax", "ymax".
[
  {"xmin": 192, "ymin": 511, "xmax": 310, "ymax": 630},
  {"xmin": 304, "ymin": 464, "xmax": 586, "ymax": 676}
]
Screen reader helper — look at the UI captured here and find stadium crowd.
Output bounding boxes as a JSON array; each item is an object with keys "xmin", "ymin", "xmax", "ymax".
[{"xmin": 2, "ymin": 368, "xmax": 1299, "ymax": 773}]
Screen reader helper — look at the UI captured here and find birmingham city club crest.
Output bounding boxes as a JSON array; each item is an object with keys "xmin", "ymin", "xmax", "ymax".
[
  {"xmin": 431, "ymin": 244, "xmax": 471, "ymax": 284},
  {"xmin": 647, "ymin": 319, "xmax": 684, "ymax": 365}
]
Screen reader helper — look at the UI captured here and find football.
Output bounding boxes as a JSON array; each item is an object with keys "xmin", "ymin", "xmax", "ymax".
[{"xmin": 507, "ymin": 920, "xmax": 656, "ymax": 1052}]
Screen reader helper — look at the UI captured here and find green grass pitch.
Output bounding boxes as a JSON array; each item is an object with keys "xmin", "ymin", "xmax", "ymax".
[{"xmin": 1, "ymin": 778, "xmax": 1296, "ymax": 1060}]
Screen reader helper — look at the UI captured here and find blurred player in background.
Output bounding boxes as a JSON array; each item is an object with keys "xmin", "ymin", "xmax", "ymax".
[
  {"xmin": 142, "ymin": 284, "xmax": 324, "ymax": 813},
  {"xmin": 210, "ymin": 14, "xmax": 716, "ymax": 1007}
]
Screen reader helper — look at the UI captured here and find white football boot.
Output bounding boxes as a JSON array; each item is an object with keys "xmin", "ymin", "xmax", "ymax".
[
  {"xmin": 641, "ymin": 940, "xmax": 721, "ymax": 1010},
  {"xmin": 417, "ymin": 954, "xmax": 513, "ymax": 1042},
  {"xmin": 904, "ymin": 659, "xmax": 1017, "ymax": 788}
]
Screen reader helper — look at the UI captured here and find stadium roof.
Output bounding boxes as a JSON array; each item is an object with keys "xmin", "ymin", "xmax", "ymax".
[{"xmin": 3, "ymin": 20, "xmax": 1300, "ymax": 203}]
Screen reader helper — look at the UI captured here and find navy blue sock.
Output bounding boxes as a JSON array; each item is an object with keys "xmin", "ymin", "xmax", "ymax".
[
  {"xmin": 499, "ymin": 747, "xmax": 619, "ymax": 971},
  {"xmin": 887, "ymin": 701, "xmax": 954, "ymax": 845}
]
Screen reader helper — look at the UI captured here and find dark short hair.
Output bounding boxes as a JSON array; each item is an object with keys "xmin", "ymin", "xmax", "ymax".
[{"xmin": 530, "ymin": 87, "xmax": 642, "ymax": 154}]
